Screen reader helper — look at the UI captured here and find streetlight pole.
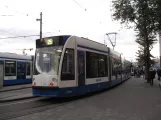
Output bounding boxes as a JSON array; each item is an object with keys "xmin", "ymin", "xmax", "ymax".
[{"xmin": 36, "ymin": 12, "xmax": 42, "ymax": 40}]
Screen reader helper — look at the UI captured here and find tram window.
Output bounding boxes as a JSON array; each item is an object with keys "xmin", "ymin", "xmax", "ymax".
[
  {"xmin": 17, "ymin": 63, "xmax": 26, "ymax": 79},
  {"xmin": 112, "ymin": 58, "xmax": 121, "ymax": 76},
  {"xmin": 86, "ymin": 52, "xmax": 99, "ymax": 78},
  {"xmin": 118, "ymin": 61, "xmax": 121, "ymax": 75},
  {"xmin": 26, "ymin": 62, "xmax": 31, "ymax": 75},
  {"xmin": 61, "ymin": 49, "xmax": 75, "ymax": 80},
  {"xmin": 5, "ymin": 60, "xmax": 16, "ymax": 76},
  {"xmin": 112, "ymin": 58, "xmax": 117, "ymax": 76},
  {"xmin": 98, "ymin": 55, "xmax": 107, "ymax": 77}
]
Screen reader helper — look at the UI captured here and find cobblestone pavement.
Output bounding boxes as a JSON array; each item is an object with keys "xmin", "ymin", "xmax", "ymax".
[{"xmin": 8, "ymin": 77, "xmax": 161, "ymax": 120}]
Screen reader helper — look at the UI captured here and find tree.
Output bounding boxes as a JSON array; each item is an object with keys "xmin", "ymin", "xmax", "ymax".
[{"xmin": 111, "ymin": 0, "xmax": 160, "ymax": 82}]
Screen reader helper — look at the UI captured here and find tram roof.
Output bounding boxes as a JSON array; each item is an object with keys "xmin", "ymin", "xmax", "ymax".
[{"xmin": 0, "ymin": 52, "xmax": 32, "ymax": 60}]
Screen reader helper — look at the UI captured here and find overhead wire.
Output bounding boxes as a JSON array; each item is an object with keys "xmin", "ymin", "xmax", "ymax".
[
  {"xmin": 0, "ymin": 15, "xmax": 14, "ymax": 16},
  {"xmin": 2, "ymin": 2, "xmax": 105, "ymax": 38},
  {"xmin": 5, "ymin": 5, "xmax": 36, "ymax": 21},
  {"xmin": 3, "ymin": 2, "xmax": 88, "ymax": 35},
  {"xmin": 0, "ymin": 31, "xmax": 54, "ymax": 39},
  {"xmin": 4, "ymin": 5, "xmax": 64, "ymax": 34},
  {"xmin": 72, "ymin": 0, "xmax": 86, "ymax": 11}
]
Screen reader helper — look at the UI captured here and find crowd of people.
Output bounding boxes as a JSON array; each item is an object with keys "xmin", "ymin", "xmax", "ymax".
[
  {"xmin": 133, "ymin": 66, "xmax": 161, "ymax": 86},
  {"xmin": 133, "ymin": 68, "xmax": 144, "ymax": 78}
]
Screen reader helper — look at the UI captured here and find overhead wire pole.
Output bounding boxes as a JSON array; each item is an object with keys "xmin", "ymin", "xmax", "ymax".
[
  {"xmin": 105, "ymin": 32, "xmax": 117, "ymax": 50},
  {"xmin": 36, "ymin": 12, "xmax": 42, "ymax": 40}
]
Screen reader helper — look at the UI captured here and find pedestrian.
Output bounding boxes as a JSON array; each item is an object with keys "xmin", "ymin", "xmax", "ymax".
[
  {"xmin": 149, "ymin": 67, "xmax": 156, "ymax": 86},
  {"xmin": 134, "ymin": 69, "xmax": 136, "ymax": 77},
  {"xmin": 157, "ymin": 68, "xmax": 161, "ymax": 81},
  {"xmin": 142, "ymin": 70, "xmax": 145, "ymax": 78}
]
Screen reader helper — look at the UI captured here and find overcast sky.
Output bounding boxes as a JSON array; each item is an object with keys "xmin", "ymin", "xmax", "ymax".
[{"xmin": 0, "ymin": 0, "xmax": 159, "ymax": 61}]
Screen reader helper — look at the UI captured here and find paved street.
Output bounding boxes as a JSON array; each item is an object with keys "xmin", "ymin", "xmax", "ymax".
[
  {"xmin": 1, "ymin": 77, "xmax": 161, "ymax": 120},
  {"xmin": 0, "ymin": 84, "xmax": 31, "ymax": 92},
  {"xmin": 0, "ymin": 84, "xmax": 34, "ymax": 102}
]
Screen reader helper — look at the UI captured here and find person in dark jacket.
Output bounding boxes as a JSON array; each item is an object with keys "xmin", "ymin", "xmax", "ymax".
[
  {"xmin": 149, "ymin": 68, "xmax": 156, "ymax": 86},
  {"xmin": 157, "ymin": 69, "xmax": 161, "ymax": 81}
]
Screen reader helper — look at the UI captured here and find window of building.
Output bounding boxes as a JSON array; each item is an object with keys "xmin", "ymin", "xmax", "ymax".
[
  {"xmin": 5, "ymin": 60, "xmax": 16, "ymax": 76},
  {"xmin": 61, "ymin": 49, "xmax": 75, "ymax": 80}
]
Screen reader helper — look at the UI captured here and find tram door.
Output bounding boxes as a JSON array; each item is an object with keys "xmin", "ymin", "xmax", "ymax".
[
  {"xmin": 0, "ymin": 64, "xmax": 3, "ymax": 88},
  {"xmin": 77, "ymin": 51, "xmax": 85, "ymax": 86}
]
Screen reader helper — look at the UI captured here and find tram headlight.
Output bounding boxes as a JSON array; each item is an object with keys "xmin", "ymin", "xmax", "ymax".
[{"xmin": 52, "ymin": 78, "xmax": 57, "ymax": 82}]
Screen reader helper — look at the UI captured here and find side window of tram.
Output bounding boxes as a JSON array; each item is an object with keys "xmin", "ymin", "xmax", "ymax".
[
  {"xmin": 98, "ymin": 55, "xmax": 107, "ymax": 77},
  {"xmin": 61, "ymin": 49, "xmax": 75, "ymax": 80},
  {"xmin": 112, "ymin": 59, "xmax": 117, "ymax": 76},
  {"xmin": 86, "ymin": 52, "xmax": 108, "ymax": 78},
  {"xmin": 5, "ymin": 60, "xmax": 16, "ymax": 76},
  {"xmin": 112, "ymin": 58, "xmax": 121, "ymax": 76},
  {"xmin": 86, "ymin": 52, "xmax": 99, "ymax": 78},
  {"xmin": 17, "ymin": 63, "xmax": 26, "ymax": 79},
  {"xmin": 26, "ymin": 62, "xmax": 31, "ymax": 75}
]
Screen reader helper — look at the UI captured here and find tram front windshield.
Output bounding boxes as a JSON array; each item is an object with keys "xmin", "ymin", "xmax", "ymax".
[{"xmin": 35, "ymin": 46, "xmax": 62, "ymax": 75}]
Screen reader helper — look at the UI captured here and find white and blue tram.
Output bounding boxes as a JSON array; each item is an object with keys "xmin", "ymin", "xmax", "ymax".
[
  {"xmin": 32, "ymin": 35, "xmax": 131, "ymax": 97},
  {"xmin": 0, "ymin": 52, "xmax": 32, "ymax": 86}
]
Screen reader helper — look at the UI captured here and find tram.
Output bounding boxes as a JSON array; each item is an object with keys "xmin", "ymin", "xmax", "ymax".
[
  {"xmin": 0, "ymin": 52, "xmax": 32, "ymax": 86},
  {"xmin": 32, "ymin": 35, "xmax": 131, "ymax": 97}
]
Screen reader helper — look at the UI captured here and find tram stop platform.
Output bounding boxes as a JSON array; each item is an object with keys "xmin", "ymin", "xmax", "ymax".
[{"xmin": 0, "ymin": 84, "xmax": 35, "ymax": 102}]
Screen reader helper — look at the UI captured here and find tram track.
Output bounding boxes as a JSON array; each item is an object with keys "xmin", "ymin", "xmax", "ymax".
[
  {"xmin": 0, "ymin": 86, "xmax": 31, "ymax": 93},
  {"xmin": 0, "ymin": 96, "xmax": 83, "ymax": 120},
  {"xmin": 0, "ymin": 101, "xmax": 65, "ymax": 120},
  {"xmin": 0, "ymin": 80, "xmax": 130, "ymax": 120},
  {"xmin": 0, "ymin": 92, "xmax": 101, "ymax": 120},
  {"xmin": 0, "ymin": 88, "xmax": 33, "ymax": 103}
]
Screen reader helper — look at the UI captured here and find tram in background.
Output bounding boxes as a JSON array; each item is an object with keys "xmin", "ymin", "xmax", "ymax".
[
  {"xmin": 32, "ymin": 35, "xmax": 131, "ymax": 97},
  {"xmin": 0, "ymin": 52, "xmax": 32, "ymax": 86}
]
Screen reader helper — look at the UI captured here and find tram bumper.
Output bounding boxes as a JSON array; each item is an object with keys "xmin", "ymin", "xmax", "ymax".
[{"xmin": 32, "ymin": 86, "xmax": 59, "ymax": 97}]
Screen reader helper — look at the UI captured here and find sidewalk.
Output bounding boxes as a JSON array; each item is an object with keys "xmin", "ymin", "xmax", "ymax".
[
  {"xmin": 134, "ymin": 74, "xmax": 160, "ymax": 85},
  {"xmin": 0, "ymin": 83, "xmax": 32, "ymax": 92}
]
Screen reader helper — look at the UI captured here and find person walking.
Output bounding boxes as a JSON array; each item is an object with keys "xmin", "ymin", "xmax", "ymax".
[
  {"xmin": 157, "ymin": 68, "xmax": 161, "ymax": 88},
  {"xmin": 149, "ymin": 67, "xmax": 156, "ymax": 86},
  {"xmin": 157, "ymin": 69, "xmax": 161, "ymax": 80}
]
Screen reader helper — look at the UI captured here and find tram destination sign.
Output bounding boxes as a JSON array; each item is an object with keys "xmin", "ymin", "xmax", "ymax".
[{"xmin": 36, "ymin": 36, "xmax": 66, "ymax": 48}]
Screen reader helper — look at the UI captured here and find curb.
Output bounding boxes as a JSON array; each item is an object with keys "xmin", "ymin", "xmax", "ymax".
[
  {"xmin": 0, "ymin": 96, "xmax": 37, "ymax": 103},
  {"xmin": 0, "ymin": 86, "xmax": 32, "ymax": 93},
  {"xmin": 109, "ymin": 77, "xmax": 130, "ymax": 89}
]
